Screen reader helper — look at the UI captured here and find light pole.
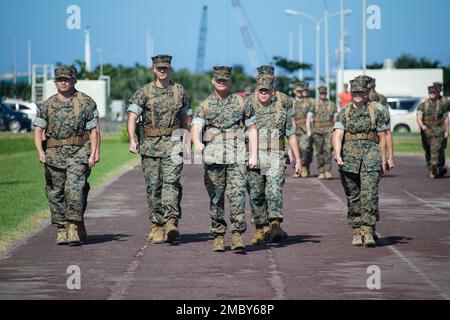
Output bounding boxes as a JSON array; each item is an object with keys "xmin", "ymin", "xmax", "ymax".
[
  {"xmin": 298, "ymin": 22, "xmax": 303, "ymax": 80},
  {"xmin": 362, "ymin": 0, "xmax": 367, "ymax": 74},
  {"xmin": 322, "ymin": 0, "xmax": 330, "ymax": 99},
  {"xmin": 285, "ymin": 9, "xmax": 320, "ymax": 100},
  {"xmin": 285, "ymin": 8, "xmax": 351, "ymax": 100},
  {"xmin": 288, "ymin": 29, "xmax": 294, "ymax": 61},
  {"xmin": 12, "ymin": 31, "xmax": 17, "ymax": 88},
  {"xmin": 28, "ymin": 37, "xmax": 32, "ymax": 85},
  {"xmin": 339, "ymin": 0, "xmax": 345, "ymax": 101},
  {"xmin": 97, "ymin": 48, "xmax": 103, "ymax": 77}
]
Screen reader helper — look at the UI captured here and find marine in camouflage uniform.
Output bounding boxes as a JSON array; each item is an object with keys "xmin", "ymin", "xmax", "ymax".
[
  {"xmin": 416, "ymin": 85, "xmax": 449, "ymax": 178},
  {"xmin": 365, "ymin": 77, "xmax": 394, "ymax": 173},
  {"xmin": 292, "ymin": 81, "xmax": 314, "ymax": 177},
  {"xmin": 33, "ymin": 66, "xmax": 98, "ymax": 246},
  {"xmin": 310, "ymin": 86, "xmax": 337, "ymax": 179},
  {"xmin": 245, "ymin": 71, "xmax": 301, "ymax": 245},
  {"xmin": 127, "ymin": 55, "xmax": 192, "ymax": 244},
  {"xmin": 191, "ymin": 66, "xmax": 258, "ymax": 252},
  {"xmin": 41, "ymin": 109, "xmax": 100, "ymax": 242},
  {"xmin": 333, "ymin": 76, "xmax": 388, "ymax": 247},
  {"xmin": 433, "ymin": 82, "xmax": 450, "ymax": 173}
]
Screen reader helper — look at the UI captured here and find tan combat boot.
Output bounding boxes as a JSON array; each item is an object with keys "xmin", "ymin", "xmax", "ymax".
[
  {"xmin": 67, "ymin": 222, "xmax": 81, "ymax": 246},
  {"xmin": 269, "ymin": 220, "xmax": 284, "ymax": 243},
  {"xmin": 212, "ymin": 235, "xmax": 225, "ymax": 252},
  {"xmin": 231, "ymin": 232, "xmax": 245, "ymax": 251},
  {"xmin": 300, "ymin": 166, "xmax": 308, "ymax": 178},
  {"xmin": 148, "ymin": 224, "xmax": 157, "ymax": 241},
  {"xmin": 165, "ymin": 218, "xmax": 180, "ymax": 243},
  {"xmin": 78, "ymin": 221, "xmax": 87, "ymax": 241},
  {"xmin": 372, "ymin": 226, "xmax": 379, "ymax": 241},
  {"xmin": 292, "ymin": 172, "xmax": 300, "ymax": 178},
  {"xmin": 361, "ymin": 226, "xmax": 376, "ymax": 247},
  {"xmin": 56, "ymin": 226, "xmax": 68, "ymax": 245},
  {"xmin": 430, "ymin": 165, "xmax": 437, "ymax": 179},
  {"xmin": 151, "ymin": 225, "xmax": 165, "ymax": 244},
  {"xmin": 324, "ymin": 171, "xmax": 333, "ymax": 180},
  {"xmin": 282, "ymin": 228, "xmax": 288, "ymax": 240},
  {"xmin": 318, "ymin": 172, "xmax": 325, "ymax": 180},
  {"xmin": 251, "ymin": 228, "xmax": 266, "ymax": 245},
  {"xmin": 351, "ymin": 228, "xmax": 363, "ymax": 246}
]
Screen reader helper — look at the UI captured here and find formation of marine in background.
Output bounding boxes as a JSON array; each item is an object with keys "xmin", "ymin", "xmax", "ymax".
[{"xmin": 33, "ymin": 55, "xmax": 449, "ymax": 251}]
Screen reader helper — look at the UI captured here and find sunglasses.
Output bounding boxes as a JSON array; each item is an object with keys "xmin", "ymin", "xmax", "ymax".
[{"xmin": 258, "ymin": 89, "xmax": 272, "ymax": 95}]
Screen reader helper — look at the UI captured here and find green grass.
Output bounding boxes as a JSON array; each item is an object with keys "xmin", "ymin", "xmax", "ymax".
[
  {"xmin": 0, "ymin": 134, "xmax": 139, "ymax": 252},
  {"xmin": 393, "ymin": 133, "xmax": 450, "ymax": 157}
]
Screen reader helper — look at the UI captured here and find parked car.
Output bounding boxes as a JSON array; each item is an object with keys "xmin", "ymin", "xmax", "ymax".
[
  {"xmin": 390, "ymin": 99, "xmax": 425, "ymax": 133},
  {"xmin": 3, "ymin": 99, "xmax": 39, "ymax": 122},
  {"xmin": 0, "ymin": 102, "xmax": 32, "ymax": 133},
  {"xmin": 386, "ymin": 97, "xmax": 422, "ymax": 117}
]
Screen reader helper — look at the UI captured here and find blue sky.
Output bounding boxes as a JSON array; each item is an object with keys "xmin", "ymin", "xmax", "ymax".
[{"xmin": 1, "ymin": 0, "xmax": 450, "ymax": 78}]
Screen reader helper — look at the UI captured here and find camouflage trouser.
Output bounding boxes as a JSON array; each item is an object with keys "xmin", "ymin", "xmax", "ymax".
[
  {"xmin": 339, "ymin": 169, "xmax": 380, "ymax": 228},
  {"xmin": 421, "ymin": 129, "xmax": 447, "ymax": 172},
  {"xmin": 45, "ymin": 164, "xmax": 88, "ymax": 227},
  {"xmin": 204, "ymin": 163, "xmax": 247, "ymax": 236},
  {"xmin": 296, "ymin": 130, "xmax": 313, "ymax": 167},
  {"xmin": 313, "ymin": 128, "xmax": 333, "ymax": 173},
  {"xmin": 142, "ymin": 155, "xmax": 183, "ymax": 225},
  {"xmin": 247, "ymin": 164, "xmax": 286, "ymax": 226},
  {"xmin": 82, "ymin": 167, "xmax": 91, "ymax": 219}
]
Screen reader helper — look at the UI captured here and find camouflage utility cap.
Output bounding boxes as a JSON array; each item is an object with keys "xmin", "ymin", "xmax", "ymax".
[
  {"xmin": 213, "ymin": 66, "xmax": 232, "ymax": 80},
  {"xmin": 318, "ymin": 86, "xmax": 328, "ymax": 94},
  {"xmin": 54, "ymin": 66, "xmax": 76, "ymax": 80},
  {"xmin": 257, "ymin": 65, "xmax": 274, "ymax": 76},
  {"xmin": 152, "ymin": 55, "xmax": 172, "ymax": 67},
  {"xmin": 428, "ymin": 85, "xmax": 438, "ymax": 93},
  {"xmin": 354, "ymin": 75, "xmax": 374, "ymax": 88},
  {"xmin": 433, "ymin": 82, "xmax": 443, "ymax": 90},
  {"xmin": 256, "ymin": 74, "xmax": 274, "ymax": 90},
  {"xmin": 296, "ymin": 81, "xmax": 309, "ymax": 90},
  {"xmin": 350, "ymin": 77, "xmax": 370, "ymax": 92}
]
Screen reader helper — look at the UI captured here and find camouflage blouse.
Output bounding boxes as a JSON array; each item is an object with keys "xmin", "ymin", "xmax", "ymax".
[
  {"xmin": 193, "ymin": 93, "xmax": 255, "ymax": 165},
  {"xmin": 33, "ymin": 91, "xmax": 98, "ymax": 169},
  {"xmin": 128, "ymin": 82, "xmax": 192, "ymax": 158},
  {"xmin": 334, "ymin": 102, "xmax": 387, "ymax": 173},
  {"xmin": 292, "ymin": 97, "xmax": 315, "ymax": 133}
]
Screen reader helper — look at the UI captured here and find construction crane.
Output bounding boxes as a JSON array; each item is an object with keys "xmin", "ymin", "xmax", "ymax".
[
  {"xmin": 230, "ymin": 0, "xmax": 263, "ymax": 72},
  {"xmin": 195, "ymin": 6, "xmax": 208, "ymax": 74}
]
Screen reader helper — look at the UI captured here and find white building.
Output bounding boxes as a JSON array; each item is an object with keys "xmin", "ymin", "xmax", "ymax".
[
  {"xmin": 43, "ymin": 80, "xmax": 108, "ymax": 118},
  {"xmin": 336, "ymin": 68, "xmax": 444, "ymax": 98}
]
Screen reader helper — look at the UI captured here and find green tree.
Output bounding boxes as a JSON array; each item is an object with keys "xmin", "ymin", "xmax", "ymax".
[
  {"xmin": 367, "ymin": 54, "xmax": 449, "ymax": 96},
  {"xmin": 273, "ymin": 57, "xmax": 312, "ymax": 96},
  {"xmin": 395, "ymin": 54, "xmax": 440, "ymax": 69}
]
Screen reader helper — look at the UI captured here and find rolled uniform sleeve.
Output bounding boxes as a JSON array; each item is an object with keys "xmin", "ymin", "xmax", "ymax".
[
  {"xmin": 383, "ymin": 106, "xmax": 391, "ymax": 131},
  {"xmin": 416, "ymin": 102, "xmax": 424, "ymax": 119},
  {"xmin": 443, "ymin": 101, "xmax": 449, "ymax": 117},
  {"xmin": 193, "ymin": 99, "xmax": 207, "ymax": 128},
  {"xmin": 33, "ymin": 103, "xmax": 48, "ymax": 129},
  {"xmin": 127, "ymin": 103, "xmax": 143, "ymax": 116},
  {"xmin": 243, "ymin": 101, "xmax": 256, "ymax": 127},
  {"xmin": 376, "ymin": 108, "xmax": 387, "ymax": 132},
  {"xmin": 180, "ymin": 90, "xmax": 193, "ymax": 117},
  {"xmin": 333, "ymin": 109, "xmax": 346, "ymax": 130},
  {"xmin": 85, "ymin": 99, "xmax": 98, "ymax": 130},
  {"xmin": 376, "ymin": 103, "xmax": 391, "ymax": 131},
  {"xmin": 285, "ymin": 101, "xmax": 295, "ymax": 136},
  {"xmin": 127, "ymin": 87, "xmax": 146, "ymax": 116}
]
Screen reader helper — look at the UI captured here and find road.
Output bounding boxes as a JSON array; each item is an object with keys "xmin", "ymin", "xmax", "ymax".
[{"xmin": 0, "ymin": 155, "xmax": 449, "ymax": 300}]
